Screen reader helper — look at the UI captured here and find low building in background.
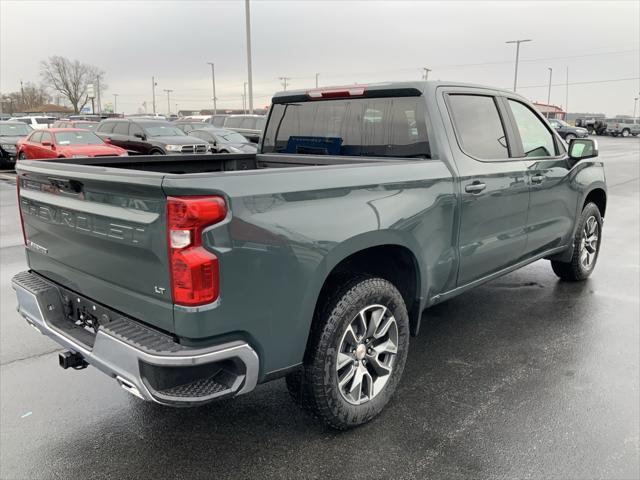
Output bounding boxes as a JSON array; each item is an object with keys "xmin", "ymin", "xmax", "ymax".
[{"xmin": 533, "ymin": 102, "xmax": 566, "ymax": 120}]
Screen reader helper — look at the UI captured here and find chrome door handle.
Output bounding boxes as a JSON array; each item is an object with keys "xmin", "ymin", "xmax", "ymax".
[
  {"xmin": 465, "ymin": 182, "xmax": 486, "ymax": 194},
  {"xmin": 531, "ymin": 174, "xmax": 546, "ymax": 184}
]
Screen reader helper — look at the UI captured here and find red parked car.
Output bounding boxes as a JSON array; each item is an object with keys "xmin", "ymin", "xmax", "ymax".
[{"xmin": 17, "ymin": 128, "xmax": 127, "ymax": 160}]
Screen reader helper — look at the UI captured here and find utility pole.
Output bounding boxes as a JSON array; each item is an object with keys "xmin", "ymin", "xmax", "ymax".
[
  {"xmin": 163, "ymin": 89, "xmax": 173, "ymax": 115},
  {"xmin": 113, "ymin": 93, "xmax": 118, "ymax": 115},
  {"xmin": 96, "ymin": 75, "xmax": 102, "ymax": 115},
  {"xmin": 279, "ymin": 77, "xmax": 290, "ymax": 91},
  {"xmin": 152, "ymin": 76, "xmax": 157, "ymax": 115},
  {"xmin": 634, "ymin": 96, "xmax": 638, "ymax": 118},
  {"xmin": 422, "ymin": 67, "xmax": 432, "ymax": 81},
  {"xmin": 243, "ymin": 82, "xmax": 247, "ymax": 113},
  {"xmin": 207, "ymin": 62, "xmax": 217, "ymax": 115},
  {"xmin": 20, "ymin": 80, "xmax": 24, "ymax": 107},
  {"xmin": 315, "ymin": 73, "xmax": 319, "ymax": 88},
  {"xmin": 245, "ymin": 0, "xmax": 254, "ymax": 113},
  {"xmin": 546, "ymin": 67, "xmax": 553, "ymax": 117},
  {"xmin": 506, "ymin": 39, "xmax": 532, "ymax": 92},
  {"xmin": 565, "ymin": 66, "xmax": 569, "ymax": 116}
]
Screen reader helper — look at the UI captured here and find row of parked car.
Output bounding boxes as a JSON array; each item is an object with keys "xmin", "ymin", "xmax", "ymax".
[{"xmin": 0, "ymin": 113, "xmax": 266, "ymax": 167}]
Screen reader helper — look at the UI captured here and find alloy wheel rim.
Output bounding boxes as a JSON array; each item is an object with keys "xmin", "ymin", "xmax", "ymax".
[
  {"xmin": 336, "ymin": 304, "xmax": 398, "ymax": 405},
  {"xmin": 580, "ymin": 216, "xmax": 599, "ymax": 269}
]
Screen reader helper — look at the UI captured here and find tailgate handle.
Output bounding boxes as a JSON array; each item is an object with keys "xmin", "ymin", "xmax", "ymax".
[{"xmin": 49, "ymin": 177, "xmax": 84, "ymax": 194}]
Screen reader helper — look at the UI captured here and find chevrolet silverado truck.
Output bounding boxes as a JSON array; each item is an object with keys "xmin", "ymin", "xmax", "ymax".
[{"xmin": 12, "ymin": 81, "xmax": 606, "ymax": 429}]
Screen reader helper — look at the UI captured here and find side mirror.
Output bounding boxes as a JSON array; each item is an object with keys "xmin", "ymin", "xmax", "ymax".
[
  {"xmin": 568, "ymin": 138, "xmax": 598, "ymax": 160},
  {"xmin": 134, "ymin": 133, "xmax": 146, "ymax": 140}
]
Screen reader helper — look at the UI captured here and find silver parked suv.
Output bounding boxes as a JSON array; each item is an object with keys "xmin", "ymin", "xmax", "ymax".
[{"xmin": 605, "ymin": 118, "xmax": 640, "ymax": 137}]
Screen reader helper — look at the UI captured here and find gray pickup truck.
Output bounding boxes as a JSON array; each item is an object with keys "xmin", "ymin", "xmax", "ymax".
[{"xmin": 12, "ymin": 81, "xmax": 606, "ymax": 429}]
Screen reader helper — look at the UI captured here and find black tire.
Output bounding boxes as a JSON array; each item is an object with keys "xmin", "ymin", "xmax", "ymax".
[
  {"xmin": 286, "ymin": 276, "xmax": 410, "ymax": 429},
  {"xmin": 151, "ymin": 150, "xmax": 163, "ymax": 155},
  {"xmin": 551, "ymin": 202, "xmax": 603, "ymax": 281},
  {"xmin": 621, "ymin": 129, "xmax": 630, "ymax": 138},
  {"xmin": 219, "ymin": 150, "xmax": 229, "ymax": 154},
  {"xmin": 18, "ymin": 152, "xmax": 27, "ymax": 160}
]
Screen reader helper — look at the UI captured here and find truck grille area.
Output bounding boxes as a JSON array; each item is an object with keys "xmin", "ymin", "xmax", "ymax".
[{"xmin": 180, "ymin": 144, "xmax": 208, "ymax": 154}]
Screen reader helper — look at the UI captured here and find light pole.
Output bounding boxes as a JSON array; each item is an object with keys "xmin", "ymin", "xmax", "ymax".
[
  {"xmin": 245, "ymin": 0, "xmax": 254, "ymax": 113},
  {"xmin": 152, "ymin": 76, "xmax": 157, "ymax": 115},
  {"xmin": 506, "ymin": 39, "xmax": 532, "ymax": 92},
  {"xmin": 315, "ymin": 73, "xmax": 319, "ymax": 88},
  {"xmin": 546, "ymin": 67, "xmax": 552, "ymax": 107},
  {"xmin": 422, "ymin": 67, "xmax": 432, "ymax": 81},
  {"xmin": 207, "ymin": 62, "xmax": 217, "ymax": 115},
  {"xmin": 163, "ymin": 89, "xmax": 173, "ymax": 115},
  {"xmin": 634, "ymin": 97, "xmax": 639, "ymax": 118},
  {"xmin": 113, "ymin": 93, "xmax": 118, "ymax": 115},
  {"xmin": 243, "ymin": 82, "xmax": 247, "ymax": 113}
]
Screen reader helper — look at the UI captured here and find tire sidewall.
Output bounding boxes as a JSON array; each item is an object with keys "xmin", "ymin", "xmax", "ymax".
[
  {"xmin": 314, "ymin": 278, "xmax": 410, "ymax": 427},
  {"xmin": 573, "ymin": 203, "xmax": 603, "ymax": 278}
]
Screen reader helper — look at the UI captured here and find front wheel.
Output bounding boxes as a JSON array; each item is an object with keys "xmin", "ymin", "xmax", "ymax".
[
  {"xmin": 621, "ymin": 129, "xmax": 630, "ymax": 137},
  {"xmin": 18, "ymin": 152, "xmax": 27, "ymax": 160},
  {"xmin": 551, "ymin": 202, "xmax": 602, "ymax": 281},
  {"xmin": 287, "ymin": 276, "xmax": 410, "ymax": 429}
]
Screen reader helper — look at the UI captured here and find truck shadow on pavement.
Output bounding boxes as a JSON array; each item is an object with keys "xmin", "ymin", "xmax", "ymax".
[{"xmin": 42, "ymin": 267, "xmax": 600, "ymax": 479}]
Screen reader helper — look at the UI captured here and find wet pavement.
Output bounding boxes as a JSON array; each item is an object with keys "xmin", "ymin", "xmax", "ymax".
[{"xmin": 1, "ymin": 137, "xmax": 638, "ymax": 479}]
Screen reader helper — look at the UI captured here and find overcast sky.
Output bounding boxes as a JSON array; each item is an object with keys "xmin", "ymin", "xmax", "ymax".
[{"xmin": 1, "ymin": 0, "xmax": 639, "ymax": 115}]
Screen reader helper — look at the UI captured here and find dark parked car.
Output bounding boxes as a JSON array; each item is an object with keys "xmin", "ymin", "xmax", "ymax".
[
  {"xmin": 189, "ymin": 127, "xmax": 259, "ymax": 153},
  {"xmin": 0, "ymin": 121, "xmax": 32, "ymax": 167},
  {"xmin": 548, "ymin": 118, "xmax": 589, "ymax": 141},
  {"xmin": 95, "ymin": 118, "xmax": 208, "ymax": 155},
  {"xmin": 13, "ymin": 81, "xmax": 605, "ymax": 430},
  {"xmin": 222, "ymin": 114, "xmax": 266, "ymax": 143},
  {"xmin": 174, "ymin": 120, "xmax": 207, "ymax": 134}
]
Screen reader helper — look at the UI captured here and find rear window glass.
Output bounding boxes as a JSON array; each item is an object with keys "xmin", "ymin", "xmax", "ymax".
[
  {"xmin": 262, "ymin": 97, "xmax": 429, "ymax": 158},
  {"xmin": 36, "ymin": 118, "xmax": 55, "ymax": 125}
]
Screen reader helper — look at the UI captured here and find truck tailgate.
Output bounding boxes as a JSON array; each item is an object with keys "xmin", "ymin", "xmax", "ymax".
[{"xmin": 16, "ymin": 161, "xmax": 174, "ymax": 333}]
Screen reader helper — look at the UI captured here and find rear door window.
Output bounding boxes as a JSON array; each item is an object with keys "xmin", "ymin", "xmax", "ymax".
[
  {"xmin": 225, "ymin": 117, "xmax": 243, "ymax": 128},
  {"xmin": 30, "ymin": 131, "xmax": 43, "ymax": 143},
  {"xmin": 447, "ymin": 94, "xmax": 509, "ymax": 160},
  {"xmin": 40, "ymin": 132, "xmax": 53, "ymax": 144},
  {"xmin": 98, "ymin": 122, "xmax": 116, "ymax": 134},
  {"xmin": 262, "ymin": 97, "xmax": 429, "ymax": 158}
]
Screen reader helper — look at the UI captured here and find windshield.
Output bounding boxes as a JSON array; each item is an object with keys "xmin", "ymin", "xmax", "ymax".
[
  {"xmin": 54, "ymin": 131, "xmax": 104, "ymax": 145},
  {"xmin": 0, "ymin": 123, "xmax": 32, "ymax": 136},
  {"xmin": 555, "ymin": 119, "xmax": 570, "ymax": 127},
  {"xmin": 216, "ymin": 131, "xmax": 249, "ymax": 143},
  {"xmin": 139, "ymin": 122, "xmax": 185, "ymax": 137}
]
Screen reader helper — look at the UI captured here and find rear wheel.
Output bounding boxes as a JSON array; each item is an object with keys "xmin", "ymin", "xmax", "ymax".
[
  {"xmin": 621, "ymin": 129, "xmax": 630, "ymax": 137},
  {"xmin": 286, "ymin": 276, "xmax": 410, "ymax": 429},
  {"xmin": 151, "ymin": 150, "xmax": 163, "ymax": 155},
  {"xmin": 551, "ymin": 202, "xmax": 602, "ymax": 281}
]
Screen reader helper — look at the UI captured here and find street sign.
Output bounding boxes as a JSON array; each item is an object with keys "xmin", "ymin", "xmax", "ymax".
[{"xmin": 87, "ymin": 83, "xmax": 95, "ymax": 99}]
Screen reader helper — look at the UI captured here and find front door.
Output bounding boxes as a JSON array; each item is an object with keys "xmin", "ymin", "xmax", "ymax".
[
  {"xmin": 503, "ymin": 98, "xmax": 579, "ymax": 256},
  {"xmin": 443, "ymin": 91, "xmax": 530, "ymax": 286}
]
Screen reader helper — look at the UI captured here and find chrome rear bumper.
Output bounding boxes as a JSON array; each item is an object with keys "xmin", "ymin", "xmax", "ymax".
[{"xmin": 12, "ymin": 271, "xmax": 259, "ymax": 405}]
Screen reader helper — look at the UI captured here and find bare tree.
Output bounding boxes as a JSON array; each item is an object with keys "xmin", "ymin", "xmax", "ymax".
[
  {"xmin": 0, "ymin": 83, "xmax": 49, "ymax": 113},
  {"xmin": 40, "ymin": 56, "xmax": 106, "ymax": 113}
]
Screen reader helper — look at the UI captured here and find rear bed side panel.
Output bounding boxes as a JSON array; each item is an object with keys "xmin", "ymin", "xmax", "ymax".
[
  {"xmin": 17, "ymin": 161, "xmax": 174, "ymax": 332},
  {"xmin": 162, "ymin": 160, "xmax": 456, "ymax": 377}
]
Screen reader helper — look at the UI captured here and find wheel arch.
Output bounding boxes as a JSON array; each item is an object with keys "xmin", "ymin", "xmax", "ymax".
[
  {"xmin": 299, "ymin": 233, "xmax": 425, "ymax": 365},
  {"xmin": 584, "ymin": 187, "xmax": 607, "ymax": 218}
]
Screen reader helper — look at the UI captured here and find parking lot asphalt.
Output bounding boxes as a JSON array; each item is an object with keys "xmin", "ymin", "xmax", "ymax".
[{"xmin": 0, "ymin": 137, "xmax": 638, "ymax": 480}]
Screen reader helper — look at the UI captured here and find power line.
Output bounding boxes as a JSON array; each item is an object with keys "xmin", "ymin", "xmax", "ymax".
[{"xmin": 516, "ymin": 76, "xmax": 640, "ymax": 89}]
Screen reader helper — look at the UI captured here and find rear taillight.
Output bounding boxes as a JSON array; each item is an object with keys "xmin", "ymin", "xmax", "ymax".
[
  {"xmin": 16, "ymin": 179, "xmax": 26, "ymax": 245},
  {"xmin": 166, "ymin": 196, "xmax": 226, "ymax": 306}
]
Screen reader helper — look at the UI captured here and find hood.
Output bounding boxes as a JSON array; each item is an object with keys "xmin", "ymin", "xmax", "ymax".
[
  {"xmin": 225, "ymin": 142, "xmax": 258, "ymax": 153},
  {"xmin": 150, "ymin": 135, "xmax": 206, "ymax": 145},
  {"xmin": 58, "ymin": 144, "xmax": 125, "ymax": 156},
  {"xmin": 0, "ymin": 136, "xmax": 24, "ymax": 145}
]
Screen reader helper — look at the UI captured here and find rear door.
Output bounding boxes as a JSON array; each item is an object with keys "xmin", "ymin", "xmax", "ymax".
[
  {"xmin": 502, "ymin": 97, "xmax": 579, "ymax": 256},
  {"xmin": 442, "ymin": 89, "xmax": 530, "ymax": 285},
  {"xmin": 17, "ymin": 162, "xmax": 174, "ymax": 332}
]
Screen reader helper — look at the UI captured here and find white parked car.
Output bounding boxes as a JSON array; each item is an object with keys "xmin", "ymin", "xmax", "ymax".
[{"xmin": 9, "ymin": 116, "xmax": 56, "ymax": 130}]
